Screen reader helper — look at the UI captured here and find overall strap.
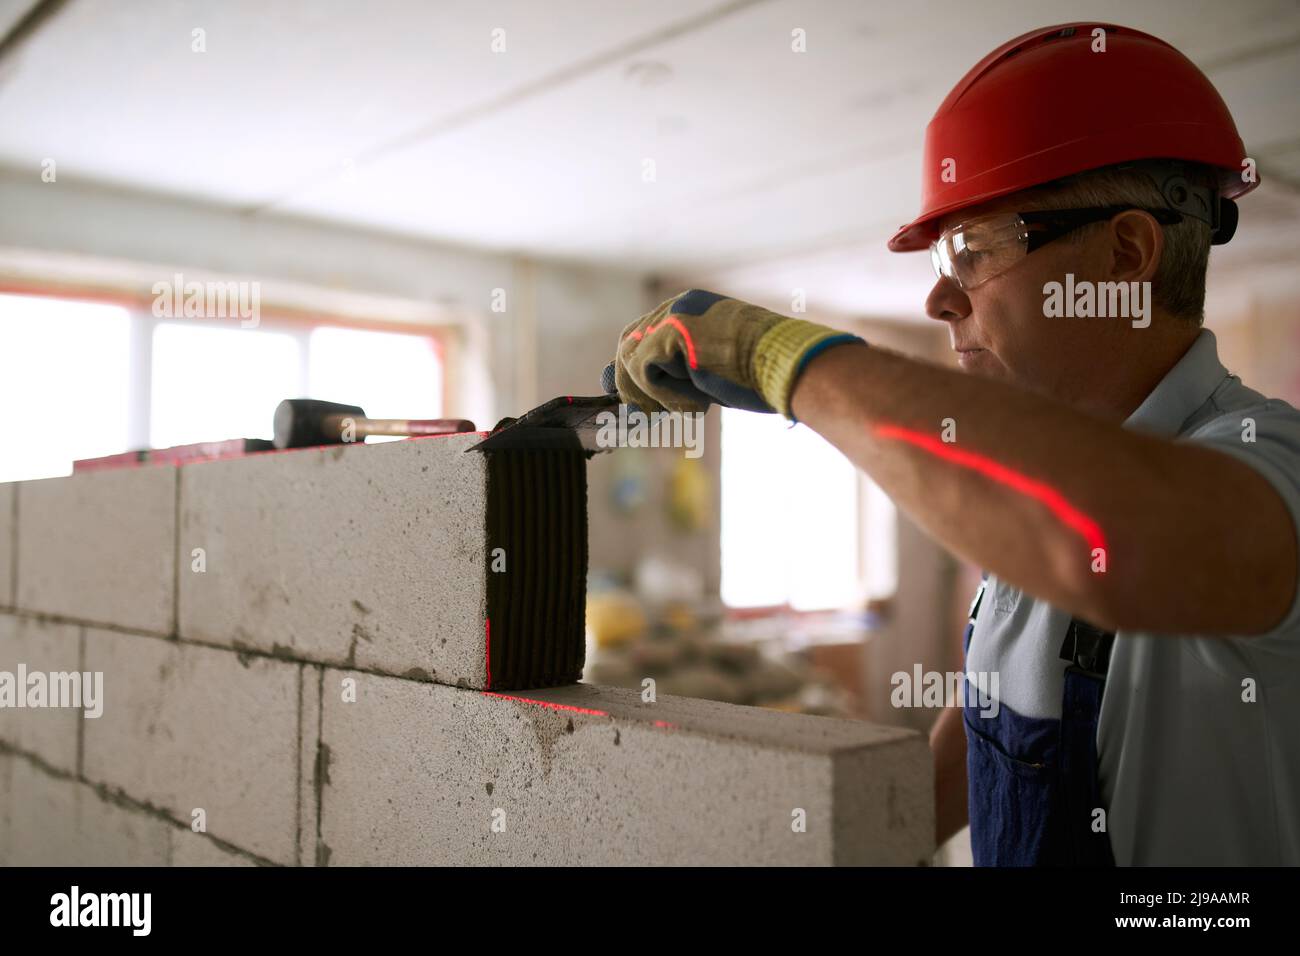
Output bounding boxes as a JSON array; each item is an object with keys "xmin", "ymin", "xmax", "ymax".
[{"xmin": 1057, "ymin": 616, "xmax": 1118, "ymax": 866}]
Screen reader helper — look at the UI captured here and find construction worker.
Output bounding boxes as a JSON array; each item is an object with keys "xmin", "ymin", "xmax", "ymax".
[{"xmin": 608, "ymin": 23, "xmax": 1300, "ymax": 866}]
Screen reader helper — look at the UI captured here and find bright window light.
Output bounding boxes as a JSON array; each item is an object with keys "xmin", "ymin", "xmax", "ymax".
[
  {"xmin": 150, "ymin": 322, "xmax": 302, "ymax": 448},
  {"xmin": 720, "ymin": 408, "xmax": 863, "ymax": 610},
  {"xmin": 0, "ymin": 294, "xmax": 132, "ymax": 481},
  {"xmin": 308, "ymin": 327, "xmax": 442, "ymax": 439}
]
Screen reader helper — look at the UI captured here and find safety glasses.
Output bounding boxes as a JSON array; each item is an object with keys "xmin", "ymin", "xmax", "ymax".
[{"xmin": 929, "ymin": 206, "xmax": 1184, "ymax": 290}]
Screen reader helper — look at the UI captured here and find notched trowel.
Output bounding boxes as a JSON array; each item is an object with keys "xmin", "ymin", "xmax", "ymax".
[{"xmin": 468, "ymin": 393, "xmax": 621, "ymax": 455}]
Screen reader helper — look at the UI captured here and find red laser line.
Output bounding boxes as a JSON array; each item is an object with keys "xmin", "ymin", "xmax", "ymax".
[
  {"xmin": 622, "ymin": 315, "xmax": 698, "ymax": 368},
  {"xmin": 485, "ymin": 617, "xmax": 491, "ymax": 690},
  {"xmin": 74, "ymin": 430, "xmax": 489, "ymax": 472},
  {"xmin": 480, "ymin": 692, "xmax": 608, "ymax": 717},
  {"xmin": 873, "ymin": 423, "xmax": 1107, "ymax": 555}
]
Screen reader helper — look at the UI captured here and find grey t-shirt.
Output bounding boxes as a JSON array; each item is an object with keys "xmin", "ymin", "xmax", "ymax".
[{"xmin": 967, "ymin": 328, "xmax": 1300, "ymax": 865}]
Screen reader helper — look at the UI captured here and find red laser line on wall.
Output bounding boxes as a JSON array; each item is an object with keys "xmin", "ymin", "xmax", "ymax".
[
  {"xmin": 873, "ymin": 423, "xmax": 1107, "ymax": 556},
  {"xmin": 480, "ymin": 692, "xmax": 608, "ymax": 717}
]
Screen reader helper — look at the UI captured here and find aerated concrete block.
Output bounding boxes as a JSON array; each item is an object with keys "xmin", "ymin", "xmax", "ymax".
[
  {"xmin": 0, "ymin": 752, "xmax": 170, "ymax": 866},
  {"xmin": 297, "ymin": 663, "xmax": 321, "ymax": 866},
  {"xmin": 169, "ymin": 830, "xmax": 258, "ymax": 867},
  {"xmin": 16, "ymin": 466, "xmax": 176, "ymax": 634},
  {"xmin": 178, "ymin": 435, "xmax": 587, "ymax": 690},
  {"xmin": 81, "ymin": 628, "xmax": 300, "ymax": 864},
  {"xmin": 0, "ymin": 614, "xmax": 83, "ymax": 774},
  {"xmin": 316, "ymin": 673, "xmax": 933, "ymax": 866},
  {"xmin": 0, "ymin": 483, "xmax": 13, "ymax": 608}
]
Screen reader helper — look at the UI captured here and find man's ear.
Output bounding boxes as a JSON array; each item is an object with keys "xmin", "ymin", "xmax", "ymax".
[{"xmin": 1108, "ymin": 210, "xmax": 1163, "ymax": 284}]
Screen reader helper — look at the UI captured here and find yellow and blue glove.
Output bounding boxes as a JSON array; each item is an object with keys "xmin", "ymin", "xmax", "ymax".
[{"xmin": 603, "ymin": 289, "xmax": 865, "ymax": 419}]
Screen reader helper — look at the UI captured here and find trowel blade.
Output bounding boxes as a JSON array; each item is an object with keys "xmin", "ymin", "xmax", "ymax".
[{"xmin": 468, "ymin": 394, "xmax": 620, "ymax": 454}]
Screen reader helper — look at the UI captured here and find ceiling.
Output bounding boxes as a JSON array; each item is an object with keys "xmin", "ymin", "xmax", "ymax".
[{"xmin": 2, "ymin": 0, "xmax": 1299, "ymax": 320}]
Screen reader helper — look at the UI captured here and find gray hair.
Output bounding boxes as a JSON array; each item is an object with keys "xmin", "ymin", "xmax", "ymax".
[{"xmin": 1018, "ymin": 160, "xmax": 1216, "ymax": 325}]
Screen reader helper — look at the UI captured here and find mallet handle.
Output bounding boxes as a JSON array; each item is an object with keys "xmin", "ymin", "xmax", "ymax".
[{"xmin": 320, "ymin": 414, "xmax": 476, "ymax": 439}]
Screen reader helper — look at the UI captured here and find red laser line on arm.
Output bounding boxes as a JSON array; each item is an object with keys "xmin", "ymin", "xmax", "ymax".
[
  {"xmin": 873, "ymin": 424, "xmax": 1107, "ymax": 555},
  {"xmin": 623, "ymin": 315, "xmax": 698, "ymax": 368}
]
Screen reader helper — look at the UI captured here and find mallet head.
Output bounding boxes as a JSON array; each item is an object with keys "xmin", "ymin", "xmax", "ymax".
[{"xmin": 273, "ymin": 398, "xmax": 366, "ymax": 449}]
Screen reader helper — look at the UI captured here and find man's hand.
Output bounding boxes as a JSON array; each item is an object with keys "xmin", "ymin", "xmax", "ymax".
[{"xmin": 610, "ymin": 289, "xmax": 864, "ymax": 417}]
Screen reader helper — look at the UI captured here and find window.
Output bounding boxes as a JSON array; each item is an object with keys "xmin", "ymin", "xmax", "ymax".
[
  {"xmin": 720, "ymin": 407, "xmax": 895, "ymax": 610},
  {"xmin": 0, "ymin": 292, "xmax": 447, "ymax": 480},
  {"xmin": 308, "ymin": 326, "xmax": 443, "ymax": 438},
  {"xmin": 0, "ymin": 294, "xmax": 132, "ymax": 482},
  {"xmin": 151, "ymin": 322, "xmax": 302, "ymax": 448}
]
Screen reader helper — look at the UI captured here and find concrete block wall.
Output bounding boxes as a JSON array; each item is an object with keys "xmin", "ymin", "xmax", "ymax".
[
  {"xmin": 178, "ymin": 435, "xmax": 492, "ymax": 682},
  {"xmin": 318, "ymin": 677, "xmax": 929, "ymax": 865},
  {"xmin": 0, "ymin": 436, "xmax": 934, "ymax": 866},
  {"xmin": 17, "ymin": 466, "xmax": 176, "ymax": 635}
]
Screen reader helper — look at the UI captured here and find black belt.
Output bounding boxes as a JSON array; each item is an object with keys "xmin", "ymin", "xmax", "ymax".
[{"xmin": 1059, "ymin": 617, "xmax": 1116, "ymax": 680}]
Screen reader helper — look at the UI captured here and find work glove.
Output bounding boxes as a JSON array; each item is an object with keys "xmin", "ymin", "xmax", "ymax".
[{"xmin": 603, "ymin": 289, "xmax": 865, "ymax": 418}]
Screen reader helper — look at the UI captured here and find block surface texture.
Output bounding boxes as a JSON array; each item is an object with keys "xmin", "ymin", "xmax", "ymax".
[
  {"xmin": 0, "ymin": 613, "xmax": 83, "ymax": 774},
  {"xmin": 0, "ymin": 752, "xmax": 171, "ymax": 866},
  {"xmin": 316, "ymin": 674, "xmax": 933, "ymax": 866},
  {"xmin": 81, "ymin": 628, "xmax": 300, "ymax": 864},
  {"xmin": 178, "ymin": 435, "xmax": 586, "ymax": 689},
  {"xmin": 16, "ymin": 466, "xmax": 176, "ymax": 633}
]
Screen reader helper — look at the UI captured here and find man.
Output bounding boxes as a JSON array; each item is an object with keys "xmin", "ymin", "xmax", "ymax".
[{"xmin": 608, "ymin": 23, "xmax": 1300, "ymax": 866}]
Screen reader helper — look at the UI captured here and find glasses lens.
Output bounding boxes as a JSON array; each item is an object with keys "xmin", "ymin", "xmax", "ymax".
[{"xmin": 937, "ymin": 216, "xmax": 1028, "ymax": 290}]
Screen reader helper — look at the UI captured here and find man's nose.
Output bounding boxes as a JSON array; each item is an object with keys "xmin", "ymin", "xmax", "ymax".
[{"xmin": 925, "ymin": 276, "xmax": 971, "ymax": 323}]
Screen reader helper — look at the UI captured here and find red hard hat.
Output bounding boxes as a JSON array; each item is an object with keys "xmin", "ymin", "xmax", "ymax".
[{"xmin": 888, "ymin": 22, "xmax": 1258, "ymax": 252}]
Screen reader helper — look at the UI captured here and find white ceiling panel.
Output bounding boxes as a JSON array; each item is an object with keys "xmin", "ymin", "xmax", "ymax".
[
  {"xmin": 0, "ymin": 0, "xmax": 725, "ymax": 203},
  {"xmin": 0, "ymin": 0, "xmax": 39, "ymax": 40}
]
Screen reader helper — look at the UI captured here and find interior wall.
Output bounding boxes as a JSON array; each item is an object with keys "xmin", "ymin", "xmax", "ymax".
[{"xmin": 1209, "ymin": 284, "xmax": 1300, "ymax": 407}]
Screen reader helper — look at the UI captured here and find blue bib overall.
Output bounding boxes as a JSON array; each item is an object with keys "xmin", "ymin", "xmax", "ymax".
[{"xmin": 962, "ymin": 574, "xmax": 1117, "ymax": 866}]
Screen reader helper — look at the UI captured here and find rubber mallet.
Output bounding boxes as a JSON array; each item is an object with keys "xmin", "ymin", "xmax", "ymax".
[{"xmin": 273, "ymin": 398, "xmax": 476, "ymax": 449}]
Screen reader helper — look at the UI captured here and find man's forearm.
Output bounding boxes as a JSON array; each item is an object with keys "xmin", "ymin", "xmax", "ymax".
[{"xmin": 790, "ymin": 343, "xmax": 1296, "ymax": 634}]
